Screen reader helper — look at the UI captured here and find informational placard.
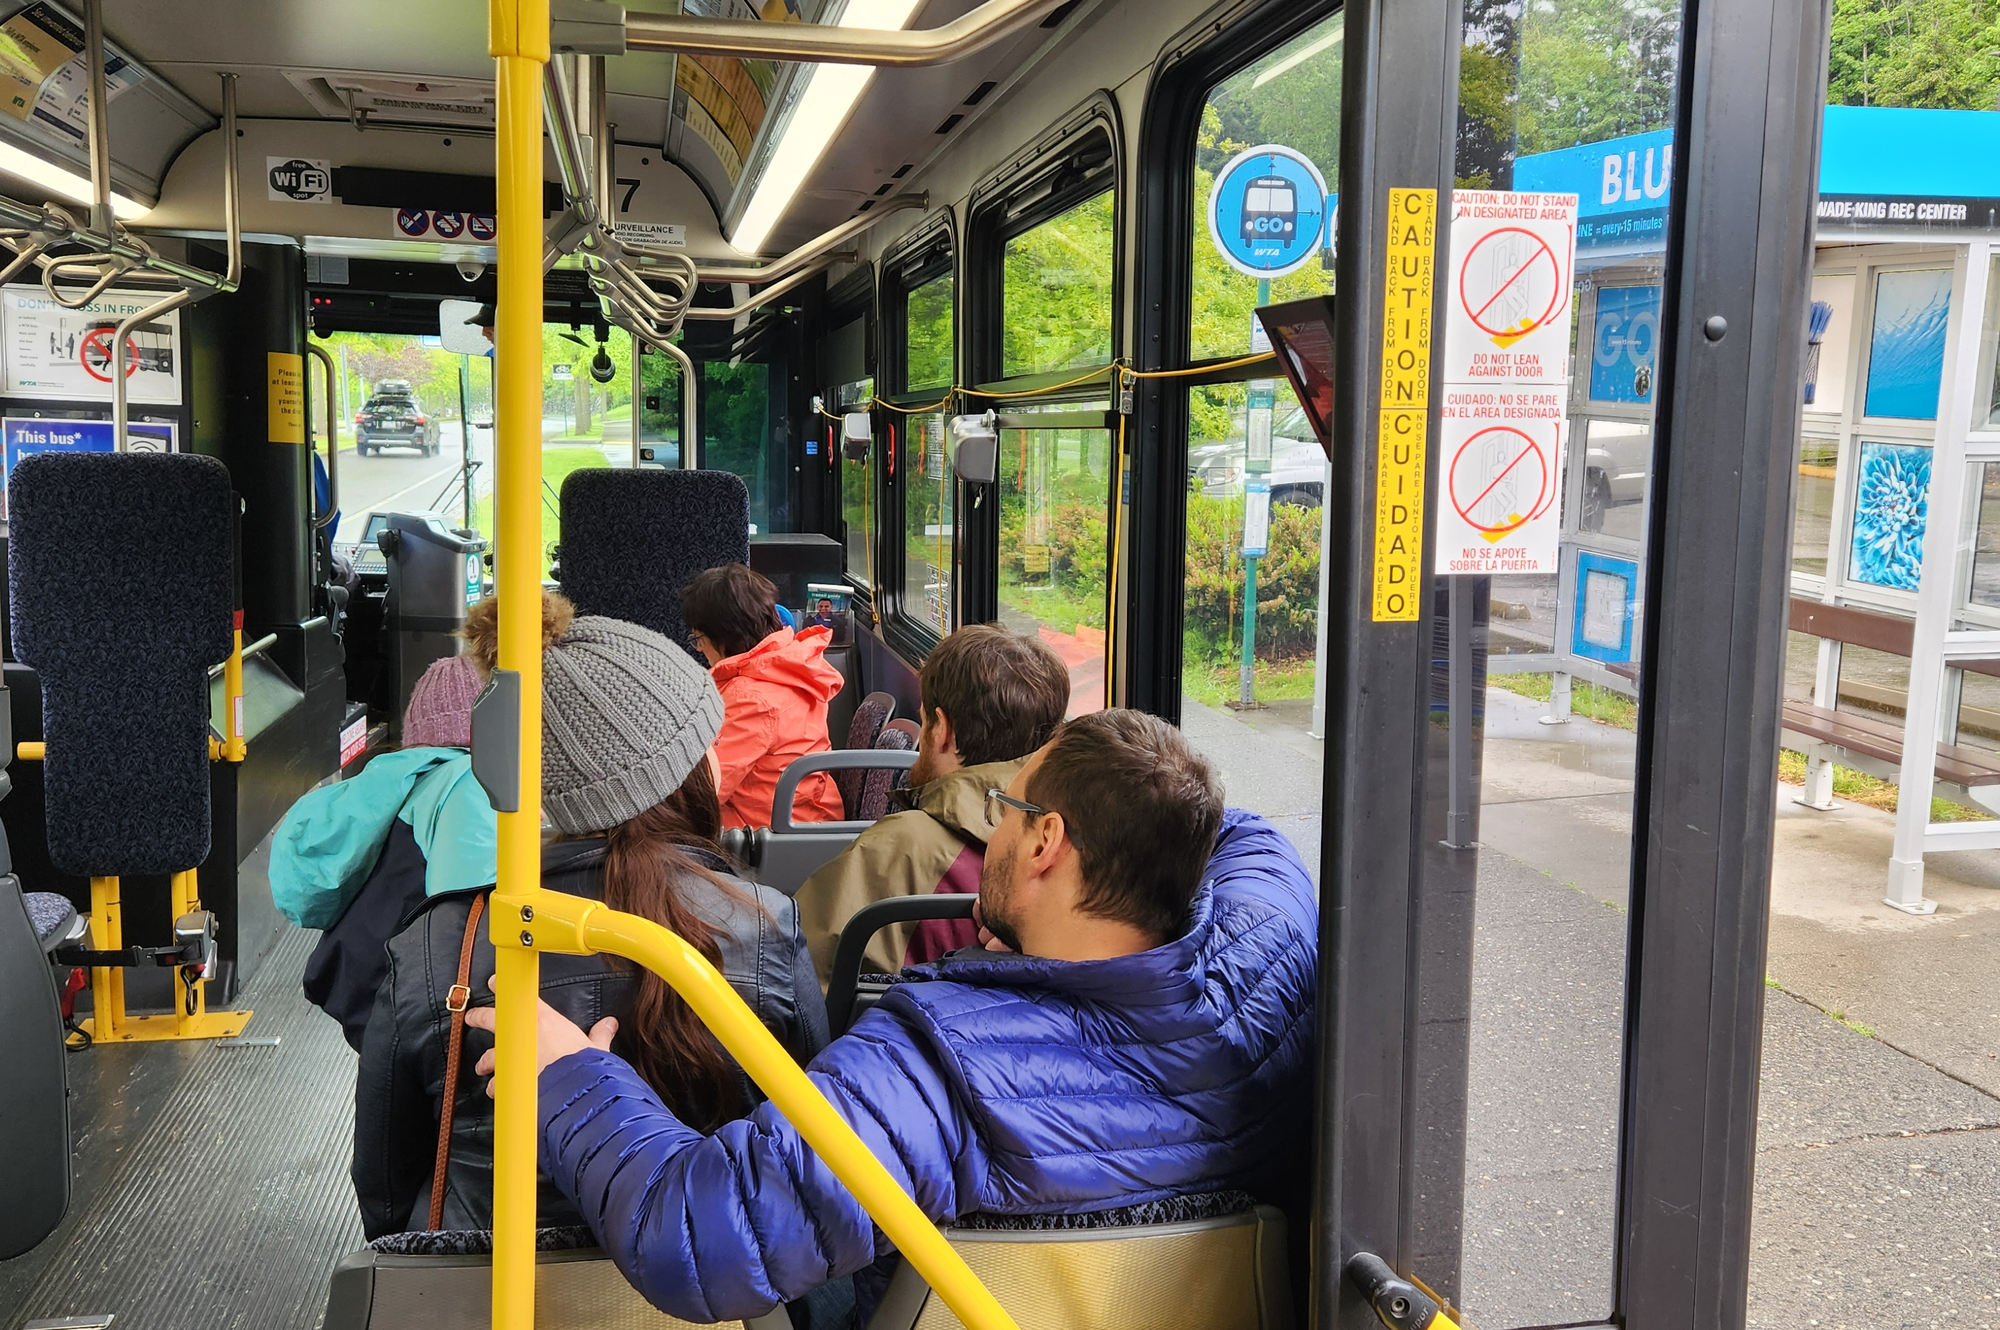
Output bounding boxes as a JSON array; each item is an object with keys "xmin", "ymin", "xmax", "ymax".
[
  {"xmin": 391, "ymin": 208, "xmax": 496, "ymax": 241},
  {"xmin": 1437, "ymin": 387, "xmax": 1566, "ymax": 574},
  {"xmin": 1242, "ymin": 478, "xmax": 1271, "ymax": 557},
  {"xmin": 0, "ymin": 415, "xmax": 174, "ymax": 516},
  {"xmin": 1373, "ymin": 187, "xmax": 1435, "ymax": 622},
  {"xmin": 267, "ymin": 351, "xmax": 303, "ymax": 443},
  {"xmin": 0, "ymin": 3, "xmax": 141, "ymax": 141},
  {"xmin": 1434, "ymin": 190, "xmax": 1579, "ymax": 575},
  {"xmin": 616, "ymin": 221, "xmax": 686, "ymax": 249},
  {"xmin": 1206, "ymin": 143, "xmax": 1329, "ymax": 280},
  {"xmin": 2, "ymin": 286, "xmax": 183, "ymax": 404}
]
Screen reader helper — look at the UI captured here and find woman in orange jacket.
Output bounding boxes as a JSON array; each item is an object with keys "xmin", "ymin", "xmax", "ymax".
[{"xmin": 682, "ymin": 563, "xmax": 846, "ymax": 829}]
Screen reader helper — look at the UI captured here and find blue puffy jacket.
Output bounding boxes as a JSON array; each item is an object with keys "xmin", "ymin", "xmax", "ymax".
[{"xmin": 537, "ymin": 809, "xmax": 1318, "ymax": 1322}]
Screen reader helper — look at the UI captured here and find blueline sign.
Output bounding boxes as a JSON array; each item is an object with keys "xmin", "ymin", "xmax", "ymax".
[{"xmin": 1513, "ymin": 107, "xmax": 2000, "ymax": 254}]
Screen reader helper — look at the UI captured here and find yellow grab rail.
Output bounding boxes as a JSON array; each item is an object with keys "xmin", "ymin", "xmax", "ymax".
[
  {"xmin": 489, "ymin": 2, "xmax": 551, "ymax": 1327},
  {"xmin": 486, "ymin": 6, "xmax": 1014, "ymax": 1327},
  {"xmin": 518, "ymin": 889, "xmax": 1024, "ymax": 1330}
]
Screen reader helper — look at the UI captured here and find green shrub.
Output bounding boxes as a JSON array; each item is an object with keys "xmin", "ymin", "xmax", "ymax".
[{"xmin": 1185, "ymin": 492, "xmax": 1322, "ymax": 665}]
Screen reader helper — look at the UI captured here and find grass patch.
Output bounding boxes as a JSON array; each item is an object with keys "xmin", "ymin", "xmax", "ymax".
[
  {"xmin": 471, "ymin": 445, "xmax": 609, "ymax": 579},
  {"xmin": 1490, "ymin": 671, "xmax": 1639, "ymax": 730},
  {"xmin": 1776, "ymin": 747, "xmax": 1993, "ymax": 822},
  {"xmin": 1184, "ymin": 655, "xmax": 1319, "ymax": 709}
]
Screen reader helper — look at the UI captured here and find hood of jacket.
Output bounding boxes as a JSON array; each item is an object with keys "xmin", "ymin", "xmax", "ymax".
[
  {"xmin": 271, "ymin": 747, "xmax": 497, "ymax": 930},
  {"xmin": 905, "ymin": 756, "xmax": 1027, "ymax": 845},
  {"xmin": 709, "ymin": 626, "xmax": 843, "ymax": 705}
]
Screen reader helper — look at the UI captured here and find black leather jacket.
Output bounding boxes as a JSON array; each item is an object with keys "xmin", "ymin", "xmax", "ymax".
[{"xmin": 351, "ymin": 837, "xmax": 828, "ymax": 1240}]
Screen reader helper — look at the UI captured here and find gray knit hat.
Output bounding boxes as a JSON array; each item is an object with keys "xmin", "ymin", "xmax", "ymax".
[{"xmin": 542, "ymin": 615, "xmax": 725, "ymax": 834}]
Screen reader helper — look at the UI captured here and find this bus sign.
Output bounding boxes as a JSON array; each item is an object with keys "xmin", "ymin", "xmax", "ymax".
[{"xmin": 1206, "ymin": 143, "xmax": 1328, "ymax": 279}]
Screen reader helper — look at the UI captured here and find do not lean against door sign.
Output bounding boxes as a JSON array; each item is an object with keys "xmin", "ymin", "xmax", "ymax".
[{"xmin": 1435, "ymin": 189, "xmax": 1579, "ymax": 575}]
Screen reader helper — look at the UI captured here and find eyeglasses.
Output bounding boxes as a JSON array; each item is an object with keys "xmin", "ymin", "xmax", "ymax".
[{"xmin": 986, "ymin": 788, "xmax": 1047, "ymax": 825}]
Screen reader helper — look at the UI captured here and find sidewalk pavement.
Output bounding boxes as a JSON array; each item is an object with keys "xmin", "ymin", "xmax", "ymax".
[{"xmin": 1182, "ymin": 685, "xmax": 2000, "ymax": 1330}]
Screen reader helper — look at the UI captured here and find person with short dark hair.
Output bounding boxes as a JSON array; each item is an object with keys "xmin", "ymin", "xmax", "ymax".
[
  {"xmin": 795, "ymin": 622, "xmax": 1073, "ymax": 976},
  {"xmin": 467, "ymin": 708, "xmax": 1317, "ymax": 1326},
  {"xmin": 681, "ymin": 563, "xmax": 844, "ymax": 830}
]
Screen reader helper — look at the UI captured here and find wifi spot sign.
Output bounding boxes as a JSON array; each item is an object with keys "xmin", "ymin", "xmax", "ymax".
[{"xmin": 267, "ymin": 157, "xmax": 332, "ymax": 204}]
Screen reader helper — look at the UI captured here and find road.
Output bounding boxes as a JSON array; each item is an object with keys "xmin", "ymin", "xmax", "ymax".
[{"xmin": 329, "ymin": 415, "xmax": 630, "ymax": 545}]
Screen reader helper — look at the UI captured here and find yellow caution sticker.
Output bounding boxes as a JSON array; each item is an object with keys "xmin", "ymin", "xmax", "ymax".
[
  {"xmin": 267, "ymin": 351, "xmax": 304, "ymax": 444},
  {"xmin": 1373, "ymin": 187, "xmax": 1436, "ymax": 622}
]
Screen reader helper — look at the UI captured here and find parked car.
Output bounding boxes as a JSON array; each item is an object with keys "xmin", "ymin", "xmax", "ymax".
[
  {"xmin": 1188, "ymin": 405, "xmax": 1328, "ymax": 507},
  {"xmin": 355, "ymin": 381, "xmax": 440, "ymax": 457},
  {"xmin": 1579, "ymin": 418, "xmax": 1651, "ymax": 534}
]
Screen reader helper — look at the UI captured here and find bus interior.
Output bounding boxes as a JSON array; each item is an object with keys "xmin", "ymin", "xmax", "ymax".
[{"xmin": 0, "ymin": 0, "xmax": 1889, "ymax": 1328}]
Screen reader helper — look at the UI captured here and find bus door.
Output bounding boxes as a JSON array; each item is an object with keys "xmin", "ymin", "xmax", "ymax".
[{"xmin": 1141, "ymin": 0, "xmax": 1832, "ymax": 1326}]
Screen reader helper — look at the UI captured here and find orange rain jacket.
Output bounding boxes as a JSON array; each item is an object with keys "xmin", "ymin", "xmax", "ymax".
[{"xmin": 709, "ymin": 625, "xmax": 846, "ymax": 830}]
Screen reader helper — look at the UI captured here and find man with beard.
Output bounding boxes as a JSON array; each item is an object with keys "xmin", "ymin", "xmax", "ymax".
[{"xmin": 468, "ymin": 709, "xmax": 1318, "ymax": 1325}]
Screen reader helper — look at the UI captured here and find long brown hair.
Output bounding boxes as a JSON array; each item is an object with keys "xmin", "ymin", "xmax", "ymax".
[{"xmin": 598, "ymin": 758, "xmax": 756, "ymax": 1129}]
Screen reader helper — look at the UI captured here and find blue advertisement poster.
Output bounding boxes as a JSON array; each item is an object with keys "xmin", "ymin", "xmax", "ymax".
[
  {"xmin": 1589, "ymin": 285, "xmax": 1661, "ymax": 404},
  {"xmin": 2, "ymin": 417, "xmax": 175, "ymax": 517}
]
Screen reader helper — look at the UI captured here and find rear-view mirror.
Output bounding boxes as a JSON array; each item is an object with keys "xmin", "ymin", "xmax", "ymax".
[{"xmin": 439, "ymin": 298, "xmax": 491, "ymax": 357}]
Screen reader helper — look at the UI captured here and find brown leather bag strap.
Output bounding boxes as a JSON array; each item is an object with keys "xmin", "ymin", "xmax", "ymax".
[{"xmin": 429, "ymin": 891, "xmax": 487, "ymax": 1231}]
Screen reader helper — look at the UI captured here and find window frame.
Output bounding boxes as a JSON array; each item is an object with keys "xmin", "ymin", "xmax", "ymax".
[
  {"xmin": 822, "ymin": 262, "xmax": 882, "ymax": 620},
  {"xmin": 1126, "ymin": 0, "xmax": 1343, "ymax": 720},
  {"xmin": 961, "ymin": 91, "xmax": 1126, "ymax": 633},
  {"xmin": 879, "ymin": 213, "xmax": 961, "ymax": 656}
]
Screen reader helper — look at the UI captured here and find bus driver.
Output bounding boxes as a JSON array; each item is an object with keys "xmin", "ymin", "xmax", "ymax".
[{"xmin": 467, "ymin": 709, "xmax": 1318, "ymax": 1324}]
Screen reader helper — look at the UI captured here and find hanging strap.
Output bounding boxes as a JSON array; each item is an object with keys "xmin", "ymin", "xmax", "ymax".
[{"xmin": 429, "ymin": 891, "xmax": 487, "ymax": 1232}]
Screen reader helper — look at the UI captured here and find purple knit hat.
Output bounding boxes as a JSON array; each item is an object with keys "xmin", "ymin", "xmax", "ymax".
[{"xmin": 402, "ymin": 654, "xmax": 481, "ymax": 749}]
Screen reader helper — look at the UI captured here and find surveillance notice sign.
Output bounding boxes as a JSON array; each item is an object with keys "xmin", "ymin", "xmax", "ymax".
[{"xmin": 1434, "ymin": 190, "xmax": 1578, "ymax": 575}]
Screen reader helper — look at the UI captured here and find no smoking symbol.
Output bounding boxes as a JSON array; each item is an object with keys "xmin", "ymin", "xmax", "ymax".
[
  {"xmin": 1448, "ymin": 426, "xmax": 1554, "ymax": 542},
  {"xmin": 1458, "ymin": 227, "xmax": 1566, "ymax": 349}
]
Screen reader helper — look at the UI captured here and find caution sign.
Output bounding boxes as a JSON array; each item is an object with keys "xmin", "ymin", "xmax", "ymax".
[
  {"xmin": 1434, "ymin": 190, "xmax": 1578, "ymax": 576},
  {"xmin": 1373, "ymin": 187, "xmax": 1435, "ymax": 623},
  {"xmin": 1437, "ymin": 387, "xmax": 1566, "ymax": 574},
  {"xmin": 1442, "ymin": 191, "xmax": 1578, "ymax": 387}
]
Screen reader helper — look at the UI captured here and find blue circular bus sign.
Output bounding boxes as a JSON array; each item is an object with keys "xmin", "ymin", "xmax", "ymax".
[{"xmin": 1206, "ymin": 143, "xmax": 1329, "ymax": 279}]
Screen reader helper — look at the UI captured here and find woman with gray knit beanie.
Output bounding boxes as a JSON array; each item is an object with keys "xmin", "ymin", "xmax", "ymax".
[{"xmin": 350, "ymin": 610, "xmax": 828, "ymax": 1240}]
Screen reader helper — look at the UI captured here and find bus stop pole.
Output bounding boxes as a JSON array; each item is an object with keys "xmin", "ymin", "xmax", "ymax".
[{"xmin": 488, "ymin": 3, "xmax": 550, "ymax": 1328}]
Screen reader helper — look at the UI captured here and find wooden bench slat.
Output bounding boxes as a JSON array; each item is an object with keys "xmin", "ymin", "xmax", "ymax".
[
  {"xmin": 1781, "ymin": 699, "xmax": 2000, "ymax": 786},
  {"xmin": 1786, "ymin": 597, "xmax": 2000, "ymax": 679}
]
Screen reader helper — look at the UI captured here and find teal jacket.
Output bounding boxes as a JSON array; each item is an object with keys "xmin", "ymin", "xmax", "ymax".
[{"xmin": 270, "ymin": 748, "xmax": 497, "ymax": 930}]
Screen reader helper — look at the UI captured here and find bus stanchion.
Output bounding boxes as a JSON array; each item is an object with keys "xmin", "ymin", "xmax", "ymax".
[{"xmin": 1346, "ymin": 1251, "xmax": 1466, "ymax": 1330}]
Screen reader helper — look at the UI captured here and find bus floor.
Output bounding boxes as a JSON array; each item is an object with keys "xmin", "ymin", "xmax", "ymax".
[
  {"xmin": 1, "ymin": 926, "xmax": 363, "ymax": 1330},
  {"xmin": 1188, "ymin": 687, "xmax": 2000, "ymax": 1330}
]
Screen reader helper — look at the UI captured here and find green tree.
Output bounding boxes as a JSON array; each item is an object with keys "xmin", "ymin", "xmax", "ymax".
[{"xmin": 1827, "ymin": 0, "xmax": 2000, "ymax": 108}]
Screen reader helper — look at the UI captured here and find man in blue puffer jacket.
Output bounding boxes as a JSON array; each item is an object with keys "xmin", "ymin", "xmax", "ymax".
[{"xmin": 468, "ymin": 708, "xmax": 1318, "ymax": 1323}]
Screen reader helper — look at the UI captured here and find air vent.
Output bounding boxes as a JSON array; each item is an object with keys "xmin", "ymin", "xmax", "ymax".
[
  {"xmin": 859, "ymin": 200, "xmax": 876, "ymax": 212},
  {"xmin": 283, "ymin": 69, "xmax": 495, "ymax": 129},
  {"xmin": 935, "ymin": 113, "xmax": 964, "ymax": 135},
  {"xmin": 1041, "ymin": 1, "xmax": 1081, "ymax": 27},
  {"xmin": 964, "ymin": 81, "xmax": 998, "ymax": 106},
  {"xmin": 891, "ymin": 164, "xmax": 914, "ymax": 179},
  {"xmin": 873, "ymin": 183, "xmax": 892, "ymax": 196}
]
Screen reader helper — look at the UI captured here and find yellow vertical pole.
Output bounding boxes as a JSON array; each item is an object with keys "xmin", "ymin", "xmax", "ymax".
[
  {"xmin": 489, "ymin": 2, "xmax": 548, "ymax": 1328},
  {"xmin": 89, "ymin": 874, "xmax": 122, "ymax": 1040},
  {"xmin": 223, "ymin": 622, "xmax": 246, "ymax": 762}
]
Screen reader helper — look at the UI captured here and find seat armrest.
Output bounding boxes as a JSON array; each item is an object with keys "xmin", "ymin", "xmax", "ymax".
[
  {"xmin": 771, "ymin": 750, "xmax": 919, "ymax": 833},
  {"xmin": 828, "ymin": 894, "xmax": 978, "ymax": 1035}
]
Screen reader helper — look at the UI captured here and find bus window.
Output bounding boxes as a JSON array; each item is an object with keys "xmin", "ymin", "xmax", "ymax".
[
  {"xmin": 998, "ymin": 415, "xmax": 1113, "ymax": 716},
  {"xmin": 1002, "ymin": 191, "xmax": 1114, "ymax": 378},
  {"xmin": 1176, "ymin": 11, "xmax": 1342, "ymax": 875},
  {"xmin": 833, "ymin": 376, "xmax": 876, "ymax": 588},
  {"xmin": 703, "ymin": 358, "xmax": 788, "ymax": 535},
  {"xmin": 891, "ymin": 257, "xmax": 956, "ymax": 636}
]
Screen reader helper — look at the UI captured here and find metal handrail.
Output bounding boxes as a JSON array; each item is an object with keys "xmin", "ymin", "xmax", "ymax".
[
  {"xmin": 691, "ymin": 195, "xmax": 923, "ymax": 284},
  {"xmin": 305, "ymin": 342, "xmax": 340, "ymax": 529},
  {"xmin": 207, "ymin": 633, "xmax": 277, "ymax": 679},
  {"xmin": 621, "ymin": 0, "xmax": 1070, "ymax": 65}
]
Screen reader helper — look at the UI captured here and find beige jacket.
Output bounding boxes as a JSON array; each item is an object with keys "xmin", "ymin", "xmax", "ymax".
[{"xmin": 794, "ymin": 756, "xmax": 1024, "ymax": 980}]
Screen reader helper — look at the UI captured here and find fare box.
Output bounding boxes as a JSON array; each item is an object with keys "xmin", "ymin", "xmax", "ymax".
[
  {"xmin": 1442, "ymin": 190, "xmax": 1580, "ymax": 388},
  {"xmin": 1434, "ymin": 386, "xmax": 1568, "ymax": 576}
]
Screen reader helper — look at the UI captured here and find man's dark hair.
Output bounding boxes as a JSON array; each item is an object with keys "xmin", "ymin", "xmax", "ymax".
[
  {"xmin": 920, "ymin": 623, "xmax": 1070, "ymax": 766},
  {"xmin": 1026, "ymin": 709, "xmax": 1224, "ymax": 941},
  {"xmin": 680, "ymin": 564, "xmax": 783, "ymax": 658}
]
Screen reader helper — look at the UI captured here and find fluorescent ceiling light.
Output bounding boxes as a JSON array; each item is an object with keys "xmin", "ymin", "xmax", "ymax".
[
  {"xmin": 728, "ymin": 0, "xmax": 922, "ymax": 254},
  {"xmin": 1252, "ymin": 29, "xmax": 1342, "ymax": 89},
  {"xmin": 0, "ymin": 139, "xmax": 149, "ymax": 220}
]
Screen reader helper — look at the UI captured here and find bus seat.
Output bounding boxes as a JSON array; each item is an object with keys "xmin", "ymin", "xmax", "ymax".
[
  {"xmin": 852, "ymin": 721, "xmax": 919, "ymax": 823},
  {"xmin": 827, "ymin": 894, "xmax": 977, "ymax": 1034},
  {"xmin": 557, "ymin": 469, "xmax": 750, "ymax": 656},
  {"xmin": 8, "ymin": 452, "xmax": 234, "ymax": 875},
  {"xmin": 323, "ymin": 1229, "xmax": 790, "ymax": 1330},
  {"xmin": 0, "ymin": 843, "xmax": 72, "ymax": 1258},
  {"xmin": 866, "ymin": 1196, "xmax": 1291, "ymax": 1330},
  {"xmin": 835, "ymin": 691, "xmax": 897, "ymax": 814},
  {"xmin": 733, "ymin": 750, "xmax": 919, "ymax": 896}
]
